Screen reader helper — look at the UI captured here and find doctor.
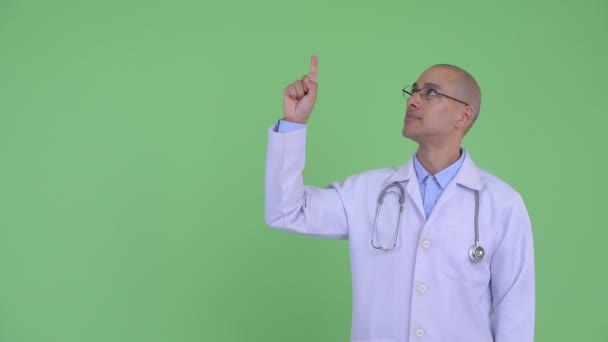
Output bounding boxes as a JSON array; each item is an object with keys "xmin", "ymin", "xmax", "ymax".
[{"xmin": 264, "ymin": 55, "xmax": 535, "ymax": 342}]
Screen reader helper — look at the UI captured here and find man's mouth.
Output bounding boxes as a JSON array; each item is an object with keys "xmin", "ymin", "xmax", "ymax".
[{"xmin": 405, "ymin": 112, "xmax": 421, "ymax": 120}]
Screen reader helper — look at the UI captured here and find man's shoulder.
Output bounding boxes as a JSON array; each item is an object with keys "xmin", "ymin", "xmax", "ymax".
[
  {"xmin": 357, "ymin": 165, "xmax": 402, "ymax": 178},
  {"xmin": 339, "ymin": 164, "xmax": 406, "ymax": 189},
  {"xmin": 475, "ymin": 166, "xmax": 522, "ymax": 201}
]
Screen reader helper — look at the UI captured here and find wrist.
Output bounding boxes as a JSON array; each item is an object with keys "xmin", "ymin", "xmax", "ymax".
[{"xmin": 283, "ymin": 117, "xmax": 308, "ymax": 124}]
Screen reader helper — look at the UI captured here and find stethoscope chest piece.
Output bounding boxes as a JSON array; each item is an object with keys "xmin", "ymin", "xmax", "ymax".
[{"xmin": 468, "ymin": 244, "xmax": 485, "ymax": 262}]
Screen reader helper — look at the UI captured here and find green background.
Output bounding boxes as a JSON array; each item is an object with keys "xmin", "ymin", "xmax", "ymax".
[{"xmin": 1, "ymin": 0, "xmax": 606, "ymax": 341}]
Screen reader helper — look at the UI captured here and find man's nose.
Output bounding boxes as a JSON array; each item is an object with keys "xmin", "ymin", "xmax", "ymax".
[{"xmin": 407, "ymin": 94, "xmax": 421, "ymax": 108}]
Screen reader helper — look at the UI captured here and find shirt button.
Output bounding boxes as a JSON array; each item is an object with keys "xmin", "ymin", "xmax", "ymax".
[
  {"xmin": 416, "ymin": 328, "xmax": 425, "ymax": 337},
  {"xmin": 418, "ymin": 283, "xmax": 427, "ymax": 293},
  {"xmin": 422, "ymin": 240, "xmax": 432, "ymax": 249}
]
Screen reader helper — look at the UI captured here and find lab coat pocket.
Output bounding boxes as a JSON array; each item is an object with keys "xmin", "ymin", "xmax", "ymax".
[{"xmin": 441, "ymin": 225, "xmax": 490, "ymax": 284}]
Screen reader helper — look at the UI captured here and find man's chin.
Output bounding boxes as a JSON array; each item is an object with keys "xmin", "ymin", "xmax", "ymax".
[{"xmin": 402, "ymin": 127, "xmax": 416, "ymax": 140}]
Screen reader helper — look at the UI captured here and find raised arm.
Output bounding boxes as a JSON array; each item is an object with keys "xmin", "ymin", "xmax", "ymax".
[{"xmin": 264, "ymin": 55, "xmax": 350, "ymax": 239}]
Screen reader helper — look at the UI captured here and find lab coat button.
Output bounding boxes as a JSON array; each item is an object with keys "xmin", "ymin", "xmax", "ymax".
[
  {"xmin": 416, "ymin": 328, "xmax": 425, "ymax": 337},
  {"xmin": 418, "ymin": 283, "xmax": 427, "ymax": 293},
  {"xmin": 422, "ymin": 240, "xmax": 431, "ymax": 249}
]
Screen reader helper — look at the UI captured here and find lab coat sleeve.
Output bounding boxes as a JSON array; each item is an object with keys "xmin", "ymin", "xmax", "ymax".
[
  {"xmin": 264, "ymin": 125, "xmax": 349, "ymax": 239},
  {"xmin": 490, "ymin": 193, "xmax": 536, "ymax": 342}
]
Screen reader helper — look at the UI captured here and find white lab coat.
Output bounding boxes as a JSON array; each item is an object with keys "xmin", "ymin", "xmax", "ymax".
[{"xmin": 264, "ymin": 126, "xmax": 535, "ymax": 342}]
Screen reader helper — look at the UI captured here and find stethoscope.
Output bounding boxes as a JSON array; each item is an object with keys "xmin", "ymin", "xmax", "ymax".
[{"xmin": 370, "ymin": 182, "xmax": 485, "ymax": 262}]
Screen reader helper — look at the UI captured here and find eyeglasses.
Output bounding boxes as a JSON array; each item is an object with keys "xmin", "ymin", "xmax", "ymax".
[{"xmin": 402, "ymin": 85, "xmax": 469, "ymax": 106}]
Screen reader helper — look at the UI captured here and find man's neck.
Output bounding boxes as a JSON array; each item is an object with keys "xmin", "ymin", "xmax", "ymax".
[{"xmin": 415, "ymin": 144, "xmax": 462, "ymax": 176}]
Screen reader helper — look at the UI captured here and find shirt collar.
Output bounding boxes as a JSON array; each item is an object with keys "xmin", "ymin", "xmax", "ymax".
[
  {"xmin": 385, "ymin": 148, "xmax": 482, "ymax": 191},
  {"xmin": 413, "ymin": 149, "xmax": 466, "ymax": 189}
]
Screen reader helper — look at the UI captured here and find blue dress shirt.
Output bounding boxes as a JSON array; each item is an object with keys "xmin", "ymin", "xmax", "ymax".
[
  {"xmin": 274, "ymin": 119, "xmax": 306, "ymax": 133},
  {"xmin": 413, "ymin": 151, "xmax": 465, "ymax": 218}
]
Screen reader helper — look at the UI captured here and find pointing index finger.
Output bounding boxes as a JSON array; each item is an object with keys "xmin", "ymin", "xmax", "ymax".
[{"xmin": 310, "ymin": 54, "xmax": 318, "ymax": 82}]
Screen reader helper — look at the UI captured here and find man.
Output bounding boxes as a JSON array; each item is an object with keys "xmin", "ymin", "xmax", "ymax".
[{"xmin": 264, "ymin": 55, "xmax": 535, "ymax": 341}]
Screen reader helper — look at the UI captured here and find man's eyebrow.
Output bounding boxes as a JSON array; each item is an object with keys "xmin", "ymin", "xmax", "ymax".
[{"xmin": 412, "ymin": 82, "xmax": 442, "ymax": 89}]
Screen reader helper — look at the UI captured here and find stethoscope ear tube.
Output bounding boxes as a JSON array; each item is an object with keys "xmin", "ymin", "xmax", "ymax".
[{"xmin": 371, "ymin": 182, "xmax": 405, "ymax": 250}]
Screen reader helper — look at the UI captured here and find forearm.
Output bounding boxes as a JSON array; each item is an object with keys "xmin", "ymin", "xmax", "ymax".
[{"xmin": 264, "ymin": 125, "xmax": 348, "ymax": 239}]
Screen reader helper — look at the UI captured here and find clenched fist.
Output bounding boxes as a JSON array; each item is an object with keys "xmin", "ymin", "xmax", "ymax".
[{"xmin": 283, "ymin": 55, "xmax": 319, "ymax": 124}]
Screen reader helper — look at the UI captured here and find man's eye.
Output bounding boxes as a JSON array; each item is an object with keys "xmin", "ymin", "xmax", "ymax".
[{"xmin": 424, "ymin": 88, "xmax": 438, "ymax": 96}]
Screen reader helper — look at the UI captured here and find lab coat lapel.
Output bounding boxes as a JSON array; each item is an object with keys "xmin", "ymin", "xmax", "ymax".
[
  {"xmin": 385, "ymin": 156, "xmax": 425, "ymax": 219},
  {"xmin": 429, "ymin": 150, "xmax": 483, "ymax": 217}
]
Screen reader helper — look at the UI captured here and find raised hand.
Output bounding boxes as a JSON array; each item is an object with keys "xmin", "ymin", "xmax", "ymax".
[{"xmin": 283, "ymin": 55, "xmax": 319, "ymax": 124}]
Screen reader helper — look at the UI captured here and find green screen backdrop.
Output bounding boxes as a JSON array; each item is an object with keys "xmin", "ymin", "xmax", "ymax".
[{"xmin": 1, "ymin": 0, "xmax": 606, "ymax": 341}]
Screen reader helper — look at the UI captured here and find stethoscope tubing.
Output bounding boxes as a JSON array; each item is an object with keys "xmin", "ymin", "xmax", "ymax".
[{"xmin": 371, "ymin": 181, "xmax": 485, "ymax": 262}]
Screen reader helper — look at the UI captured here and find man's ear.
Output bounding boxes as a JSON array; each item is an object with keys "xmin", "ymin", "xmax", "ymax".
[{"xmin": 457, "ymin": 106, "xmax": 475, "ymax": 129}]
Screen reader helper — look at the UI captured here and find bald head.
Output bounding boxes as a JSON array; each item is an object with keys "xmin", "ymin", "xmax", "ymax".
[{"xmin": 432, "ymin": 64, "xmax": 482, "ymax": 131}]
